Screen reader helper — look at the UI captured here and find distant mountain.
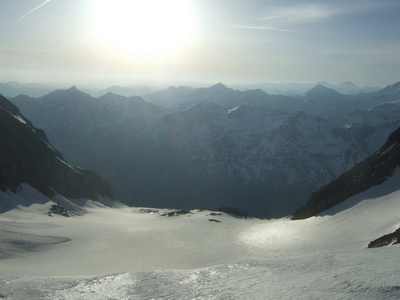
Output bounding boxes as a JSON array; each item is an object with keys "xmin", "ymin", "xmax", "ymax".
[
  {"xmin": 143, "ymin": 86, "xmax": 195, "ymax": 107},
  {"xmin": 90, "ymin": 85, "xmax": 157, "ymax": 98},
  {"xmin": 292, "ymin": 126, "xmax": 400, "ymax": 220},
  {"xmin": 135, "ymin": 106, "xmax": 377, "ymax": 217},
  {"xmin": 144, "ymin": 83, "xmax": 300, "ymax": 113},
  {"xmin": 0, "ymin": 81, "xmax": 55, "ymax": 98},
  {"xmin": 9, "ymin": 82, "xmax": 400, "ymax": 218},
  {"xmin": 302, "ymin": 84, "xmax": 344, "ymax": 100},
  {"xmin": 318, "ymin": 81, "xmax": 380, "ymax": 95},
  {"xmin": 300, "ymin": 85, "xmax": 347, "ymax": 118},
  {"xmin": 371, "ymin": 81, "xmax": 400, "ymax": 97},
  {"xmin": 229, "ymin": 81, "xmax": 381, "ymax": 96},
  {"xmin": 0, "ymin": 94, "xmax": 115, "ymax": 209}
]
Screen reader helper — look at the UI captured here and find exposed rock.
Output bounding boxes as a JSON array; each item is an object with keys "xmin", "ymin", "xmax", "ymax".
[
  {"xmin": 140, "ymin": 208, "xmax": 159, "ymax": 214},
  {"xmin": 208, "ymin": 219, "xmax": 222, "ymax": 223},
  {"xmin": 368, "ymin": 228, "xmax": 400, "ymax": 248},
  {"xmin": 207, "ymin": 212, "xmax": 222, "ymax": 216},
  {"xmin": 47, "ymin": 203, "xmax": 69, "ymax": 217},
  {"xmin": 214, "ymin": 207, "xmax": 252, "ymax": 218},
  {"xmin": 160, "ymin": 209, "xmax": 192, "ymax": 217}
]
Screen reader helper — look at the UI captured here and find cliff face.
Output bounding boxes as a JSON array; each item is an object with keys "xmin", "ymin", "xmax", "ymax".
[
  {"xmin": 292, "ymin": 126, "xmax": 400, "ymax": 220},
  {"xmin": 0, "ymin": 94, "xmax": 114, "ymax": 200}
]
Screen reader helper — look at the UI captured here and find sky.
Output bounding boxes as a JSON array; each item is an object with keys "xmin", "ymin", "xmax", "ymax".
[{"xmin": 0, "ymin": 0, "xmax": 399, "ymax": 87}]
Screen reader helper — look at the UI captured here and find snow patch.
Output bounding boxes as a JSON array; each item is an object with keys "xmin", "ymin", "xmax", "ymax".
[
  {"xmin": 228, "ymin": 105, "xmax": 240, "ymax": 113},
  {"xmin": 11, "ymin": 113, "xmax": 27, "ymax": 124}
]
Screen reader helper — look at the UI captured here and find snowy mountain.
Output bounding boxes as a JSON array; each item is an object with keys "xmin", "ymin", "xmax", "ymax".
[
  {"xmin": 0, "ymin": 93, "xmax": 115, "ymax": 212},
  {"xmin": 292, "ymin": 125, "xmax": 400, "ymax": 219},
  {"xmin": 8, "ymin": 82, "xmax": 400, "ymax": 218},
  {"xmin": 134, "ymin": 105, "xmax": 379, "ymax": 217},
  {"xmin": 2, "ymin": 86, "xmax": 400, "ymax": 297}
]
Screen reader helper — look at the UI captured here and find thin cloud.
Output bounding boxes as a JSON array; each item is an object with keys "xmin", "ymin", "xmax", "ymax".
[
  {"xmin": 236, "ymin": 25, "xmax": 298, "ymax": 33},
  {"xmin": 18, "ymin": 0, "xmax": 52, "ymax": 21},
  {"xmin": 262, "ymin": 2, "xmax": 400, "ymax": 24},
  {"xmin": 263, "ymin": 4, "xmax": 332, "ymax": 24}
]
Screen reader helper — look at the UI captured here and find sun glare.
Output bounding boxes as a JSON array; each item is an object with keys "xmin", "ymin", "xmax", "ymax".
[{"xmin": 91, "ymin": 0, "xmax": 196, "ymax": 58}]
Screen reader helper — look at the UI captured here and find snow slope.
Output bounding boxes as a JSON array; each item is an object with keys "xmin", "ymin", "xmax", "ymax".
[{"xmin": 1, "ymin": 175, "xmax": 400, "ymax": 299}]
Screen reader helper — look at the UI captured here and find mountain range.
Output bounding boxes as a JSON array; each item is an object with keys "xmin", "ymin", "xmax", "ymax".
[
  {"xmin": 0, "ymin": 80, "xmax": 381, "ymax": 99},
  {"xmin": 7, "ymin": 82, "xmax": 400, "ymax": 217}
]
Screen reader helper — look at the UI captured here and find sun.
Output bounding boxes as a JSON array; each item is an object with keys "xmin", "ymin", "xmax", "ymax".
[{"xmin": 91, "ymin": 0, "xmax": 196, "ymax": 58}]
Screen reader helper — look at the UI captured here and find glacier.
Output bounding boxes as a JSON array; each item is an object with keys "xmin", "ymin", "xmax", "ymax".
[{"xmin": 0, "ymin": 172, "xmax": 400, "ymax": 299}]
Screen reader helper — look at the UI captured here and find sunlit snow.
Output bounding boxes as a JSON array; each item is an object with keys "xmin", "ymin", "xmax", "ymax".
[{"xmin": 1, "ymin": 175, "xmax": 400, "ymax": 299}]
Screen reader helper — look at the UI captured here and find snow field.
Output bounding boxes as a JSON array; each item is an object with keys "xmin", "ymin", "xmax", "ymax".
[
  {"xmin": 1, "ymin": 174, "xmax": 400, "ymax": 298},
  {"xmin": 1, "ymin": 248, "xmax": 400, "ymax": 299}
]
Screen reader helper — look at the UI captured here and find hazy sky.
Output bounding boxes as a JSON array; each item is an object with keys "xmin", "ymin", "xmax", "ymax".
[{"xmin": 0, "ymin": 0, "xmax": 399, "ymax": 87}]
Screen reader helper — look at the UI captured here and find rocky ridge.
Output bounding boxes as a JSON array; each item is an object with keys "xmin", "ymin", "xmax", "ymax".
[
  {"xmin": 0, "ymin": 94, "xmax": 114, "ymax": 204},
  {"xmin": 292, "ymin": 126, "xmax": 400, "ymax": 220}
]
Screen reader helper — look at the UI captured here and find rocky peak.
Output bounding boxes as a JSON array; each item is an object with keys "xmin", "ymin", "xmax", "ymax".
[
  {"xmin": 208, "ymin": 82, "xmax": 228, "ymax": 91},
  {"xmin": 42, "ymin": 86, "xmax": 94, "ymax": 103},
  {"xmin": 303, "ymin": 84, "xmax": 343, "ymax": 100}
]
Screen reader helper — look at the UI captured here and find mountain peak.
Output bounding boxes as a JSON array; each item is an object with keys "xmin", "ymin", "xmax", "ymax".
[
  {"xmin": 312, "ymin": 84, "xmax": 339, "ymax": 92},
  {"xmin": 371, "ymin": 82, "xmax": 400, "ymax": 97},
  {"xmin": 98, "ymin": 91, "xmax": 125, "ymax": 100},
  {"xmin": 42, "ymin": 86, "xmax": 93, "ymax": 102},
  {"xmin": 303, "ymin": 84, "xmax": 343, "ymax": 99},
  {"xmin": 68, "ymin": 85, "xmax": 78, "ymax": 91},
  {"xmin": 384, "ymin": 82, "xmax": 400, "ymax": 93},
  {"xmin": 209, "ymin": 82, "xmax": 228, "ymax": 90}
]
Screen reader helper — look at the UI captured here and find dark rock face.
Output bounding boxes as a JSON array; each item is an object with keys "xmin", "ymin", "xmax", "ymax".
[
  {"xmin": 368, "ymin": 228, "xmax": 400, "ymax": 248},
  {"xmin": 47, "ymin": 203, "xmax": 70, "ymax": 217},
  {"xmin": 292, "ymin": 126, "xmax": 400, "ymax": 220},
  {"xmin": 0, "ymin": 94, "xmax": 114, "ymax": 201},
  {"xmin": 214, "ymin": 207, "xmax": 252, "ymax": 218},
  {"xmin": 160, "ymin": 209, "xmax": 192, "ymax": 217}
]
